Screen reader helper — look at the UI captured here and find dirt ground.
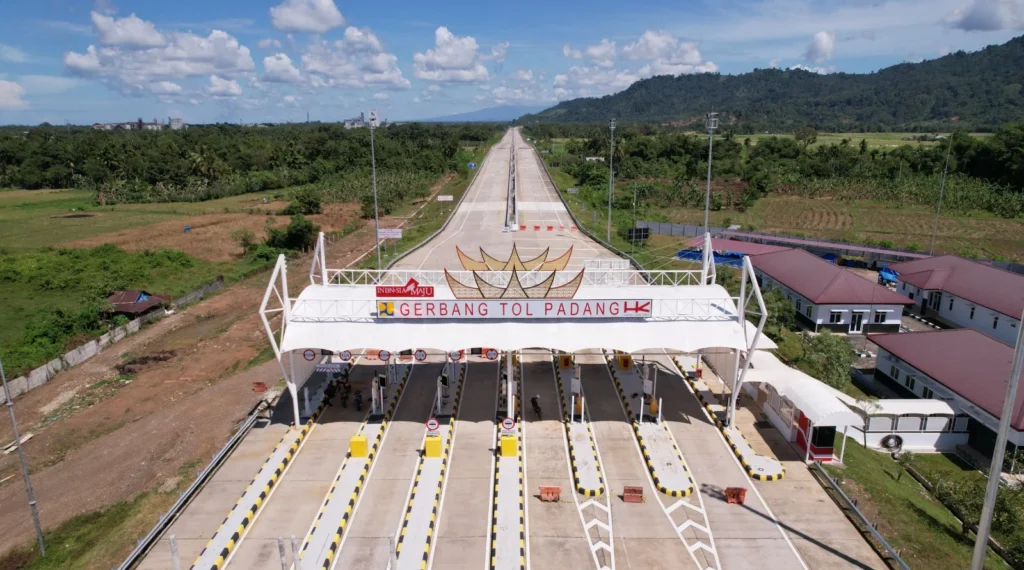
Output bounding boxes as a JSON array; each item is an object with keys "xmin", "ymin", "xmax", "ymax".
[
  {"xmin": 0, "ymin": 220, "xmax": 378, "ymax": 557},
  {"xmin": 65, "ymin": 204, "xmax": 362, "ymax": 262}
]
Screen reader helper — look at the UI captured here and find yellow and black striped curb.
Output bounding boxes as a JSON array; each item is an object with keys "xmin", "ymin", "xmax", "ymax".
[
  {"xmin": 191, "ymin": 371, "xmax": 342, "ymax": 570},
  {"xmin": 670, "ymin": 357, "xmax": 786, "ymax": 483},
  {"xmin": 396, "ymin": 363, "xmax": 466, "ymax": 570},
  {"xmin": 298, "ymin": 365, "xmax": 413, "ymax": 569},
  {"xmin": 490, "ymin": 356, "xmax": 526, "ymax": 570},
  {"xmin": 552, "ymin": 359, "xmax": 606, "ymax": 497},
  {"xmin": 516, "ymin": 357, "xmax": 526, "ymax": 570},
  {"xmin": 603, "ymin": 354, "xmax": 694, "ymax": 498}
]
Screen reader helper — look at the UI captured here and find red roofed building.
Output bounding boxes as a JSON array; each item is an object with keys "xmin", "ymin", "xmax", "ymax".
[
  {"xmin": 750, "ymin": 248, "xmax": 913, "ymax": 334},
  {"xmin": 889, "ymin": 255, "xmax": 1023, "ymax": 346},
  {"xmin": 871, "ymin": 329, "xmax": 1024, "ymax": 456}
]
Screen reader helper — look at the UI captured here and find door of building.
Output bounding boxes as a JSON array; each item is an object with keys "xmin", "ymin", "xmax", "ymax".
[{"xmin": 850, "ymin": 311, "xmax": 865, "ymax": 333}]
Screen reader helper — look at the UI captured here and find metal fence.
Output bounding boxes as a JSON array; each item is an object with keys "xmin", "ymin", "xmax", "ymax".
[{"xmin": 636, "ymin": 221, "xmax": 723, "ymax": 239}]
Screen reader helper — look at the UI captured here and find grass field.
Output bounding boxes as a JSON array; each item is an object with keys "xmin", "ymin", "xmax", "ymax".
[
  {"xmin": 544, "ymin": 133, "xmax": 993, "ymax": 153},
  {"xmin": 824, "ymin": 441, "xmax": 1010, "ymax": 569}
]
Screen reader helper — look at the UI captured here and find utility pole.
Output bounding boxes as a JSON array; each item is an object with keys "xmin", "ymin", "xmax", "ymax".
[
  {"xmin": 607, "ymin": 118, "xmax": 615, "ymax": 243},
  {"xmin": 971, "ymin": 309, "xmax": 1024, "ymax": 570},
  {"xmin": 929, "ymin": 133, "xmax": 954, "ymax": 255},
  {"xmin": 369, "ymin": 109, "xmax": 381, "ymax": 270},
  {"xmin": 631, "ymin": 181, "xmax": 637, "ymax": 256},
  {"xmin": 703, "ymin": 112, "xmax": 719, "ymax": 236},
  {"xmin": 1, "ymin": 356, "xmax": 45, "ymax": 556}
]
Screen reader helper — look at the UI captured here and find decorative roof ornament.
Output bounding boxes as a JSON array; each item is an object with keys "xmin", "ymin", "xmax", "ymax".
[{"xmin": 446, "ymin": 245, "xmax": 584, "ymax": 299}]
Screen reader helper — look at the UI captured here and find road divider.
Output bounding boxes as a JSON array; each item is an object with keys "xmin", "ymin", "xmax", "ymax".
[{"xmin": 551, "ymin": 357, "xmax": 605, "ymax": 497}]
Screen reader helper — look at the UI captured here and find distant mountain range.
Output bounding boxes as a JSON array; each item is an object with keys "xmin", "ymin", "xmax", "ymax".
[
  {"xmin": 519, "ymin": 36, "xmax": 1024, "ymax": 131},
  {"xmin": 420, "ymin": 105, "xmax": 548, "ymax": 123}
]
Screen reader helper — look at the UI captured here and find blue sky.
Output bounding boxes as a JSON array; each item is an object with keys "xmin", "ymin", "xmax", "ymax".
[{"xmin": 0, "ymin": 0, "xmax": 1021, "ymax": 124}]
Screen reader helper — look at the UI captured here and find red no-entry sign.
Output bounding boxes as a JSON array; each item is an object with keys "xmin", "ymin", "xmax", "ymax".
[
  {"xmin": 501, "ymin": 417, "xmax": 516, "ymax": 430},
  {"xmin": 426, "ymin": 418, "xmax": 440, "ymax": 431},
  {"xmin": 448, "ymin": 350, "xmax": 463, "ymax": 361},
  {"xmin": 378, "ymin": 350, "xmax": 391, "ymax": 361},
  {"xmin": 414, "ymin": 349, "xmax": 427, "ymax": 362},
  {"xmin": 485, "ymin": 348, "xmax": 498, "ymax": 361}
]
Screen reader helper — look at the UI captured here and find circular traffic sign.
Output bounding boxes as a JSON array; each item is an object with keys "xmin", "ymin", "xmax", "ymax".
[
  {"xmin": 340, "ymin": 350, "xmax": 352, "ymax": 361},
  {"xmin": 414, "ymin": 349, "xmax": 427, "ymax": 362},
  {"xmin": 378, "ymin": 350, "xmax": 391, "ymax": 361},
  {"xmin": 448, "ymin": 350, "xmax": 463, "ymax": 361},
  {"xmin": 426, "ymin": 418, "xmax": 440, "ymax": 431},
  {"xmin": 501, "ymin": 417, "xmax": 516, "ymax": 430},
  {"xmin": 303, "ymin": 349, "xmax": 316, "ymax": 361},
  {"xmin": 485, "ymin": 348, "xmax": 498, "ymax": 361}
]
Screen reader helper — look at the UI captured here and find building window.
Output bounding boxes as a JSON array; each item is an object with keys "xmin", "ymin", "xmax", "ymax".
[
  {"xmin": 949, "ymin": 298, "xmax": 954, "ymax": 311},
  {"xmin": 994, "ymin": 315, "xmax": 1000, "ymax": 329},
  {"xmin": 905, "ymin": 375, "xmax": 916, "ymax": 390},
  {"xmin": 909, "ymin": 292, "xmax": 915, "ymax": 301},
  {"xmin": 873, "ymin": 311, "xmax": 886, "ymax": 324},
  {"xmin": 902, "ymin": 282, "xmax": 906, "ymax": 291},
  {"xmin": 922, "ymin": 386, "xmax": 934, "ymax": 399},
  {"xmin": 890, "ymin": 365, "xmax": 900, "ymax": 380},
  {"xmin": 830, "ymin": 311, "xmax": 842, "ymax": 324},
  {"xmin": 970, "ymin": 306, "xmax": 975, "ymax": 319},
  {"xmin": 805, "ymin": 305, "xmax": 812, "ymax": 318},
  {"xmin": 795, "ymin": 299, "xmax": 802, "ymax": 312}
]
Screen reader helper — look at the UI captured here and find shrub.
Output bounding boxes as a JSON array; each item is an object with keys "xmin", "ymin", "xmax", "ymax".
[{"xmin": 264, "ymin": 214, "xmax": 320, "ymax": 252}]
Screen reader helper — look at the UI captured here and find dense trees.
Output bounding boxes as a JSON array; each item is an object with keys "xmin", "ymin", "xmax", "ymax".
[
  {"xmin": 0, "ymin": 122, "xmax": 502, "ymax": 208},
  {"xmin": 520, "ymin": 36, "xmax": 1024, "ymax": 132}
]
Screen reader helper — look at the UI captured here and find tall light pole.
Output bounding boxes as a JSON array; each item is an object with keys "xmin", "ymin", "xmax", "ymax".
[
  {"xmin": 703, "ymin": 112, "xmax": 719, "ymax": 236},
  {"xmin": 607, "ymin": 118, "xmax": 615, "ymax": 243},
  {"xmin": 369, "ymin": 109, "xmax": 381, "ymax": 270},
  {"xmin": 929, "ymin": 133, "xmax": 954, "ymax": 256},
  {"xmin": 970, "ymin": 309, "xmax": 1024, "ymax": 570},
  {"xmin": 631, "ymin": 181, "xmax": 637, "ymax": 256},
  {"xmin": 1, "ymin": 356, "xmax": 45, "ymax": 556}
]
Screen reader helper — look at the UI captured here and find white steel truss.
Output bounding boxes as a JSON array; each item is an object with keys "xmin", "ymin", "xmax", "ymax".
[
  {"xmin": 727, "ymin": 255, "xmax": 768, "ymax": 426},
  {"xmin": 259, "ymin": 254, "xmax": 301, "ymax": 426}
]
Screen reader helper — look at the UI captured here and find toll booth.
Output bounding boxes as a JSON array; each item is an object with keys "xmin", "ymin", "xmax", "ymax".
[{"xmin": 796, "ymin": 412, "xmax": 836, "ymax": 462}]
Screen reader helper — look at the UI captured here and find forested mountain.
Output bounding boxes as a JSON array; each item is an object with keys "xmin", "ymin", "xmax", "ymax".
[{"xmin": 520, "ymin": 36, "xmax": 1024, "ymax": 132}]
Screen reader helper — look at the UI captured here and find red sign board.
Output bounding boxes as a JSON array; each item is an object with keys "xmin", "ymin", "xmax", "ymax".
[
  {"xmin": 485, "ymin": 348, "xmax": 498, "ymax": 361},
  {"xmin": 414, "ymin": 349, "xmax": 427, "ymax": 362},
  {"xmin": 376, "ymin": 278, "xmax": 435, "ymax": 298},
  {"xmin": 426, "ymin": 418, "xmax": 440, "ymax": 431},
  {"xmin": 501, "ymin": 417, "xmax": 516, "ymax": 430},
  {"xmin": 376, "ymin": 299, "xmax": 653, "ymax": 320},
  {"xmin": 378, "ymin": 350, "xmax": 391, "ymax": 361}
]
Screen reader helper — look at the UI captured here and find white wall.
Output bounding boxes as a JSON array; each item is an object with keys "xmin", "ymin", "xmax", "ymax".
[
  {"xmin": 758, "ymin": 271, "xmax": 903, "ymax": 332},
  {"xmin": 897, "ymin": 281, "xmax": 1020, "ymax": 345},
  {"xmin": 850, "ymin": 427, "xmax": 969, "ymax": 452}
]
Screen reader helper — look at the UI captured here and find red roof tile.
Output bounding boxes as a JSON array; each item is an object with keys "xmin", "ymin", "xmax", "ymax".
[
  {"xmin": 750, "ymin": 248, "xmax": 913, "ymax": 306},
  {"xmin": 870, "ymin": 329, "xmax": 1024, "ymax": 430},
  {"xmin": 889, "ymin": 256, "xmax": 1024, "ymax": 319},
  {"xmin": 685, "ymin": 238, "xmax": 790, "ymax": 256}
]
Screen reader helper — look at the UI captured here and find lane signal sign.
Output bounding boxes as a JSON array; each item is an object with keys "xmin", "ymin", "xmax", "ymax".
[
  {"xmin": 501, "ymin": 417, "xmax": 516, "ymax": 431},
  {"xmin": 378, "ymin": 350, "xmax": 391, "ymax": 361},
  {"xmin": 340, "ymin": 350, "xmax": 352, "ymax": 361},
  {"xmin": 414, "ymin": 349, "xmax": 427, "ymax": 362},
  {"xmin": 485, "ymin": 348, "xmax": 498, "ymax": 361},
  {"xmin": 426, "ymin": 418, "xmax": 440, "ymax": 431},
  {"xmin": 303, "ymin": 349, "xmax": 315, "ymax": 361},
  {"xmin": 448, "ymin": 350, "xmax": 463, "ymax": 361}
]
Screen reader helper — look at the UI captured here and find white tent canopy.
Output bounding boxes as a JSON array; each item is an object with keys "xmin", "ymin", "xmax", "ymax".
[{"xmin": 745, "ymin": 351, "xmax": 864, "ymax": 429}]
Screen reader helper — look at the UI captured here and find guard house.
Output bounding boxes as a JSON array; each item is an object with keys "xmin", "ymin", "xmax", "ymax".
[
  {"xmin": 750, "ymin": 248, "xmax": 913, "ymax": 334},
  {"xmin": 260, "ymin": 233, "xmax": 776, "ymax": 427}
]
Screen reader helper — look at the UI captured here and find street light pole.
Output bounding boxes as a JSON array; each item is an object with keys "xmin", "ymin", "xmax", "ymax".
[
  {"xmin": 970, "ymin": 309, "xmax": 1024, "ymax": 570},
  {"xmin": 1, "ymin": 356, "xmax": 45, "ymax": 556},
  {"xmin": 703, "ymin": 112, "xmax": 719, "ymax": 236},
  {"xmin": 929, "ymin": 133, "xmax": 954, "ymax": 256},
  {"xmin": 369, "ymin": 110, "xmax": 381, "ymax": 270},
  {"xmin": 607, "ymin": 118, "xmax": 615, "ymax": 243}
]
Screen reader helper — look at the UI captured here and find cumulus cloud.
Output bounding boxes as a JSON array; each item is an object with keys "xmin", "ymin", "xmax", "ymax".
[
  {"xmin": 622, "ymin": 30, "xmax": 716, "ymax": 75},
  {"xmin": 259, "ymin": 38, "xmax": 283, "ymax": 50},
  {"xmin": 943, "ymin": 0, "xmax": 1024, "ymax": 30},
  {"xmin": 511, "ymin": 69, "xmax": 534, "ymax": 82},
  {"xmin": 147, "ymin": 80, "xmax": 182, "ymax": 94},
  {"xmin": 788, "ymin": 63, "xmax": 836, "ymax": 74},
  {"xmin": 0, "ymin": 44, "xmax": 29, "ymax": 63},
  {"xmin": 0, "ymin": 80, "xmax": 29, "ymax": 110},
  {"xmin": 93, "ymin": 0, "xmax": 118, "ymax": 15},
  {"xmin": 373, "ymin": 92, "xmax": 389, "ymax": 100},
  {"xmin": 412, "ymin": 96, "xmax": 422, "ymax": 103},
  {"xmin": 427, "ymin": 84, "xmax": 442, "ymax": 93},
  {"xmin": 488, "ymin": 41, "xmax": 510, "ymax": 64},
  {"xmin": 804, "ymin": 31, "xmax": 836, "ymax": 64},
  {"xmin": 301, "ymin": 27, "xmax": 410, "ymax": 89},
  {"xmin": 18, "ymin": 75, "xmax": 80, "ymax": 94},
  {"xmin": 554, "ymin": 66, "xmax": 641, "ymax": 99},
  {"xmin": 562, "ymin": 45, "xmax": 582, "ymax": 59},
  {"xmin": 91, "ymin": 12, "xmax": 166, "ymax": 48},
  {"xmin": 64, "ymin": 14, "xmax": 255, "ymax": 96},
  {"xmin": 207, "ymin": 75, "xmax": 242, "ymax": 97},
  {"xmin": 563, "ymin": 39, "xmax": 616, "ymax": 67},
  {"xmin": 269, "ymin": 0, "xmax": 345, "ymax": 34},
  {"xmin": 263, "ymin": 53, "xmax": 302, "ymax": 82},
  {"xmin": 413, "ymin": 27, "xmax": 490, "ymax": 83}
]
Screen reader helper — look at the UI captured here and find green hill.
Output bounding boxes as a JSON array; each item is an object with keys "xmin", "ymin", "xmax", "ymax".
[{"xmin": 520, "ymin": 36, "xmax": 1024, "ymax": 132}]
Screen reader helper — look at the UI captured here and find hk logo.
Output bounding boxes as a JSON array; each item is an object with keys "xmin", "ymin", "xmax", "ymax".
[{"xmin": 376, "ymin": 278, "xmax": 435, "ymax": 298}]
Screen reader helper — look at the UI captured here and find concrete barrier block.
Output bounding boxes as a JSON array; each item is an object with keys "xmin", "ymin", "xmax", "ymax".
[{"xmin": 127, "ymin": 320, "xmax": 141, "ymax": 334}]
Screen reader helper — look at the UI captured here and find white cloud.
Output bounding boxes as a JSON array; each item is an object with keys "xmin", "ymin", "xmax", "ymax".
[
  {"xmin": 64, "ymin": 24, "xmax": 255, "ymax": 95},
  {"xmin": 788, "ymin": 63, "xmax": 836, "ymax": 74},
  {"xmin": 943, "ymin": 0, "xmax": 1024, "ymax": 30},
  {"xmin": 487, "ymin": 84, "xmax": 556, "ymax": 104},
  {"xmin": 622, "ymin": 30, "xmax": 716, "ymax": 75},
  {"xmin": 259, "ymin": 38, "xmax": 283, "ymax": 50},
  {"xmin": 511, "ymin": 69, "xmax": 534, "ymax": 82},
  {"xmin": 0, "ymin": 81, "xmax": 29, "ymax": 110},
  {"xmin": 804, "ymin": 31, "xmax": 836, "ymax": 63},
  {"xmin": 373, "ymin": 92, "xmax": 389, "ymax": 100},
  {"xmin": 91, "ymin": 12, "xmax": 166, "ymax": 48},
  {"xmin": 147, "ymin": 80, "xmax": 182, "ymax": 94},
  {"xmin": 301, "ymin": 31, "xmax": 410, "ymax": 89},
  {"xmin": 427, "ymin": 84, "xmax": 442, "ymax": 92},
  {"xmin": 553, "ymin": 66, "xmax": 641, "ymax": 99},
  {"xmin": 18, "ymin": 75, "xmax": 80, "ymax": 94},
  {"xmin": 93, "ymin": 0, "xmax": 118, "ymax": 15},
  {"xmin": 769, "ymin": 58, "xmax": 781, "ymax": 68},
  {"xmin": 207, "ymin": 75, "xmax": 242, "ymax": 97},
  {"xmin": 489, "ymin": 41, "xmax": 510, "ymax": 64},
  {"xmin": 280, "ymin": 94, "xmax": 300, "ymax": 106},
  {"xmin": 0, "ymin": 45, "xmax": 29, "ymax": 63},
  {"xmin": 413, "ymin": 27, "xmax": 489, "ymax": 83},
  {"xmin": 563, "ymin": 39, "xmax": 616, "ymax": 67},
  {"xmin": 412, "ymin": 96, "xmax": 422, "ymax": 103},
  {"xmin": 269, "ymin": 0, "xmax": 345, "ymax": 34},
  {"xmin": 622, "ymin": 30, "xmax": 677, "ymax": 60},
  {"xmin": 263, "ymin": 53, "xmax": 302, "ymax": 82}
]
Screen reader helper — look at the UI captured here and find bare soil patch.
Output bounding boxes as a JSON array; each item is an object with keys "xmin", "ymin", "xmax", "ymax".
[{"xmin": 50, "ymin": 213, "xmax": 95, "ymax": 219}]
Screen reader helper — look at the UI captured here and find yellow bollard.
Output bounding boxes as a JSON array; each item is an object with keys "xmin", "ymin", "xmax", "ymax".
[
  {"xmin": 425, "ymin": 434, "xmax": 442, "ymax": 458},
  {"xmin": 575, "ymin": 395, "xmax": 584, "ymax": 415},
  {"xmin": 350, "ymin": 435, "xmax": 368, "ymax": 458},
  {"xmin": 559, "ymin": 354, "xmax": 573, "ymax": 369},
  {"xmin": 649, "ymin": 399, "xmax": 658, "ymax": 416},
  {"xmin": 500, "ymin": 434, "xmax": 518, "ymax": 457},
  {"xmin": 618, "ymin": 355, "xmax": 633, "ymax": 369}
]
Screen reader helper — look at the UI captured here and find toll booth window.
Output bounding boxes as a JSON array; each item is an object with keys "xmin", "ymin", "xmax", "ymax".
[{"xmin": 811, "ymin": 426, "xmax": 836, "ymax": 448}]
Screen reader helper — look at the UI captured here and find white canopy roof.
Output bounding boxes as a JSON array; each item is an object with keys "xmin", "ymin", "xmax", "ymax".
[
  {"xmin": 842, "ymin": 397, "xmax": 959, "ymax": 417},
  {"xmin": 745, "ymin": 351, "xmax": 864, "ymax": 429},
  {"xmin": 279, "ymin": 282, "xmax": 776, "ymax": 355}
]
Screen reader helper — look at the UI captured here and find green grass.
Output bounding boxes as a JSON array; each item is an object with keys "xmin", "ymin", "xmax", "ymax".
[
  {"xmin": 841, "ymin": 381, "xmax": 876, "ymax": 400},
  {"xmin": 742, "ymin": 132, "xmax": 992, "ymax": 149},
  {"xmin": 824, "ymin": 440, "xmax": 1010, "ymax": 569}
]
